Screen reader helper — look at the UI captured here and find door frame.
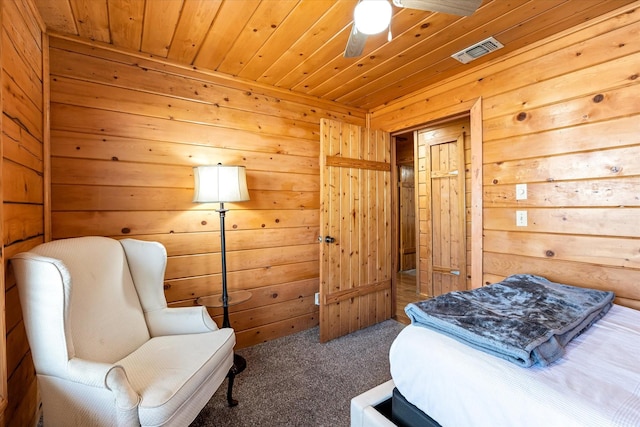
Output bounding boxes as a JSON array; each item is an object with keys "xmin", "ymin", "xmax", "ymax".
[
  {"xmin": 391, "ymin": 137, "xmax": 398, "ymax": 319},
  {"xmin": 389, "ymin": 97, "xmax": 483, "ymax": 299}
]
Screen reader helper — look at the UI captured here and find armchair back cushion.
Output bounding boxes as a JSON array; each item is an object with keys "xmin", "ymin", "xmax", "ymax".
[{"xmin": 27, "ymin": 236, "xmax": 151, "ymax": 363}]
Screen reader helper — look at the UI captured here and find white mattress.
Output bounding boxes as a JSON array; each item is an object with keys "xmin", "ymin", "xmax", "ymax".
[{"xmin": 390, "ymin": 304, "xmax": 640, "ymax": 427}]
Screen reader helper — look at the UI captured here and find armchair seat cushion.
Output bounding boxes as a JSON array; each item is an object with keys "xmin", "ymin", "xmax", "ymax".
[{"xmin": 121, "ymin": 329, "xmax": 235, "ymax": 425}]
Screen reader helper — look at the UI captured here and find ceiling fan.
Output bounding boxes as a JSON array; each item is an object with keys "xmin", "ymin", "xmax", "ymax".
[{"xmin": 344, "ymin": 0, "xmax": 482, "ymax": 58}]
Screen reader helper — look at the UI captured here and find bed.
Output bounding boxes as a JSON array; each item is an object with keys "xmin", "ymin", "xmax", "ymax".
[{"xmin": 351, "ymin": 274, "xmax": 640, "ymax": 427}]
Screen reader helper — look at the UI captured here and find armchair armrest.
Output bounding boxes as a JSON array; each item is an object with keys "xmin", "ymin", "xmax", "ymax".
[
  {"xmin": 67, "ymin": 358, "xmax": 140, "ymax": 425},
  {"xmin": 66, "ymin": 358, "xmax": 114, "ymax": 388},
  {"xmin": 120, "ymin": 239, "xmax": 223, "ymax": 337},
  {"xmin": 67, "ymin": 358, "xmax": 139, "ymax": 410},
  {"xmin": 145, "ymin": 306, "xmax": 219, "ymax": 337}
]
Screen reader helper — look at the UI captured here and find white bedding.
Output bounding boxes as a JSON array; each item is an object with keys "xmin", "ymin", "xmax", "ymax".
[{"xmin": 390, "ymin": 304, "xmax": 640, "ymax": 427}]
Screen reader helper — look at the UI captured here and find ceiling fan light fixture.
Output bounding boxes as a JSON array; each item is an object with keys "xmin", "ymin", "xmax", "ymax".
[{"xmin": 354, "ymin": 0, "xmax": 392, "ymax": 35}]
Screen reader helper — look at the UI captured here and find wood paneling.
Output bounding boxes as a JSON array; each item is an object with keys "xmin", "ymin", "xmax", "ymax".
[
  {"xmin": 398, "ymin": 164, "xmax": 415, "ymax": 271},
  {"xmin": 0, "ymin": 2, "xmax": 5, "ymax": 422},
  {"xmin": 48, "ymin": 36, "xmax": 367, "ymax": 353},
  {"xmin": 33, "ymin": 0, "xmax": 637, "ymax": 109},
  {"xmin": 396, "ymin": 135, "xmax": 416, "ymax": 272},
  {"xmin": 2, "ymin": 0, "xmax": 46, "ymax": 425},
  {"xmin": 1, "ymin": 1, "xmax": 638, "ymax": 425},
  {"xmin": 372, "ymin": 3, "xmax": 640, "ymax": 307}
]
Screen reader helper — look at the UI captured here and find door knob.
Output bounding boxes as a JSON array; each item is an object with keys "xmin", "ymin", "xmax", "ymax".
[{"xmin": 324, "ymin": 236, "xmax": 336, "ymax": 244}]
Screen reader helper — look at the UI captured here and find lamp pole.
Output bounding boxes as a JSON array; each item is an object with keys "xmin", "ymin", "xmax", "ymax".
[{"xmin": 217, "ymin": 201, "xmax": 231, "ymax": 328}]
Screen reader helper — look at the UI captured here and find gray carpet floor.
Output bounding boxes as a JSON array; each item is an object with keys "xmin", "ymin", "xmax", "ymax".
[{"xmin": 190, "ymin": 319, "xmax": 406, "ymax": 427}]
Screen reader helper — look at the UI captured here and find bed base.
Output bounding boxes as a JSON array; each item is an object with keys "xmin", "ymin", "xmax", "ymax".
[{"xmin": 350, "ymin": 380, "xmax": 441, "ymax": 427}]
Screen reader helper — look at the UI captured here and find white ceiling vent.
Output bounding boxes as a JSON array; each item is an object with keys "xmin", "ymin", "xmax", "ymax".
[{"xmin": 451, "ymin": 36, "xmax": 504, "ymax": 64}]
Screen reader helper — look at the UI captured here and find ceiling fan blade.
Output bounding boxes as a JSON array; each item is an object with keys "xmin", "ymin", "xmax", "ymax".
[
  {"xmin": 344, "ymin": 24, "xmax": 368, "ymax": 58},
  {"xmin": 392, "ymin": 0, "xmax": 482, "ymax": 16}
]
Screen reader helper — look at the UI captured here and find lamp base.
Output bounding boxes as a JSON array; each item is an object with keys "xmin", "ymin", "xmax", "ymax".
[{"xmin": 226, "ymin": 353, "xmax": 247, "ymax": 407}]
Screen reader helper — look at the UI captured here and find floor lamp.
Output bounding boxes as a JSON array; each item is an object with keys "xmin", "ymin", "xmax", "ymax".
[{"xmin": 193, "ymin": 163, "xmax": 249, "ymax": 406}]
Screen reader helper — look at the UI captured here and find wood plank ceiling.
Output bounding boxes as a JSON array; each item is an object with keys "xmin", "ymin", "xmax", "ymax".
[{"xmin": 35, "ymin": 0, "xmax": 635, "ymax": 110}]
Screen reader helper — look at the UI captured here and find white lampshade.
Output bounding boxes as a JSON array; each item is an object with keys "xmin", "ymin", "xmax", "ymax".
[
  {"xmin": 193, "ymin": 164, "xmax": 250, "ymax": 203},
  {"xmin": 354, "ymin": 0, "xmax": 392, "ymax": 35}
]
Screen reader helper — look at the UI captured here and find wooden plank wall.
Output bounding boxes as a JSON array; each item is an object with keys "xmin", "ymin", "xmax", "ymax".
[
  {"xmin": 48, "ymin": 35, "xmax": 367, "ymax": 349},
  {"xmin": 1, "ymin": 0, "xmax": 46, "ymax": 425},
  {"xmin": 396, "ymin": 135, "xmax": 416, "ymax": 271},
  {"xmin": 398, "ymin": 165, "xmax": 416, "ymax": 271},
  {"xmin": 371, "ymin": 3, "xmax": 640, "ymax": 309}
]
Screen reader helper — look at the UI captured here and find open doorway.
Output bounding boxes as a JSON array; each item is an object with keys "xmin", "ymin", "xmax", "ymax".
[
  {"xmin": 392, "ymin": 114, "xmax": 473, "ymax": 324},
  {"xmin": 393, "ymin": 131, "xmax": 418, "ymax": 324}
]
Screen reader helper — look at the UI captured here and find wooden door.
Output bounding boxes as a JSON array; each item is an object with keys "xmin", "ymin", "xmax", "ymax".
[
  {"xmin": 319, "ymin": 119, "xmax": 392, "ymax": 343},
  {"xmin": 426, "ymin": 133, "xmax": 467, "ymax": 296},
  {"xmin": 398, "ymin": 165, "xmax": 416, "ymax": 271}
]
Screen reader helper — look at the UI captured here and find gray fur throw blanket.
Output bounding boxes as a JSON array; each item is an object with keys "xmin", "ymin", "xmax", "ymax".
[{"xmin": 405, "ymin": 274, "xmax": 614, "ymax": 367}]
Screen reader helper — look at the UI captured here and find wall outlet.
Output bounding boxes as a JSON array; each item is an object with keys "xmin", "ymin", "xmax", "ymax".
[
  {"xmin": 516, "ymin": 183, "xmax": 528, "ymax": 200},
  {"xmin": 516, "ymin": 210, "xmax": 528, "ymax": 227},
  {"xmin": 314, "ymin": 292, "xmax": 319, "ymax": 305}
]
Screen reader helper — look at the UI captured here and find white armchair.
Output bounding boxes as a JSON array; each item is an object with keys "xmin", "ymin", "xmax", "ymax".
[{"xmin": 11, "ymin": 236, "xmax": 235, "ymax": 426}]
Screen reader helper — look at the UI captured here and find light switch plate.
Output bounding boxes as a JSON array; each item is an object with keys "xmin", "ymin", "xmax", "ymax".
[
  {"xmin": 516, "ymin": 210, "xmax": 528, "ymax": 227},
  {"xmin": 516, "ymin": 183, "xmax": 527, "ymax": 200}
]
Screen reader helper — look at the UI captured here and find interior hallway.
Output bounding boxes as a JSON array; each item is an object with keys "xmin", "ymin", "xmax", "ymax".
[{"xmin": 395, "ymin": 270, "xmax": 418, "ymax": 325}]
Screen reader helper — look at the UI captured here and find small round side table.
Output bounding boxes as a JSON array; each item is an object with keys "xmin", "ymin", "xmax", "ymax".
[
  {"xmin": 197, "ymin": 290, "xmax": 252, "ymax": 308},
  {"xmin": 197, "ymin": 290, "xmax": 252, "ymax": 407}
]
